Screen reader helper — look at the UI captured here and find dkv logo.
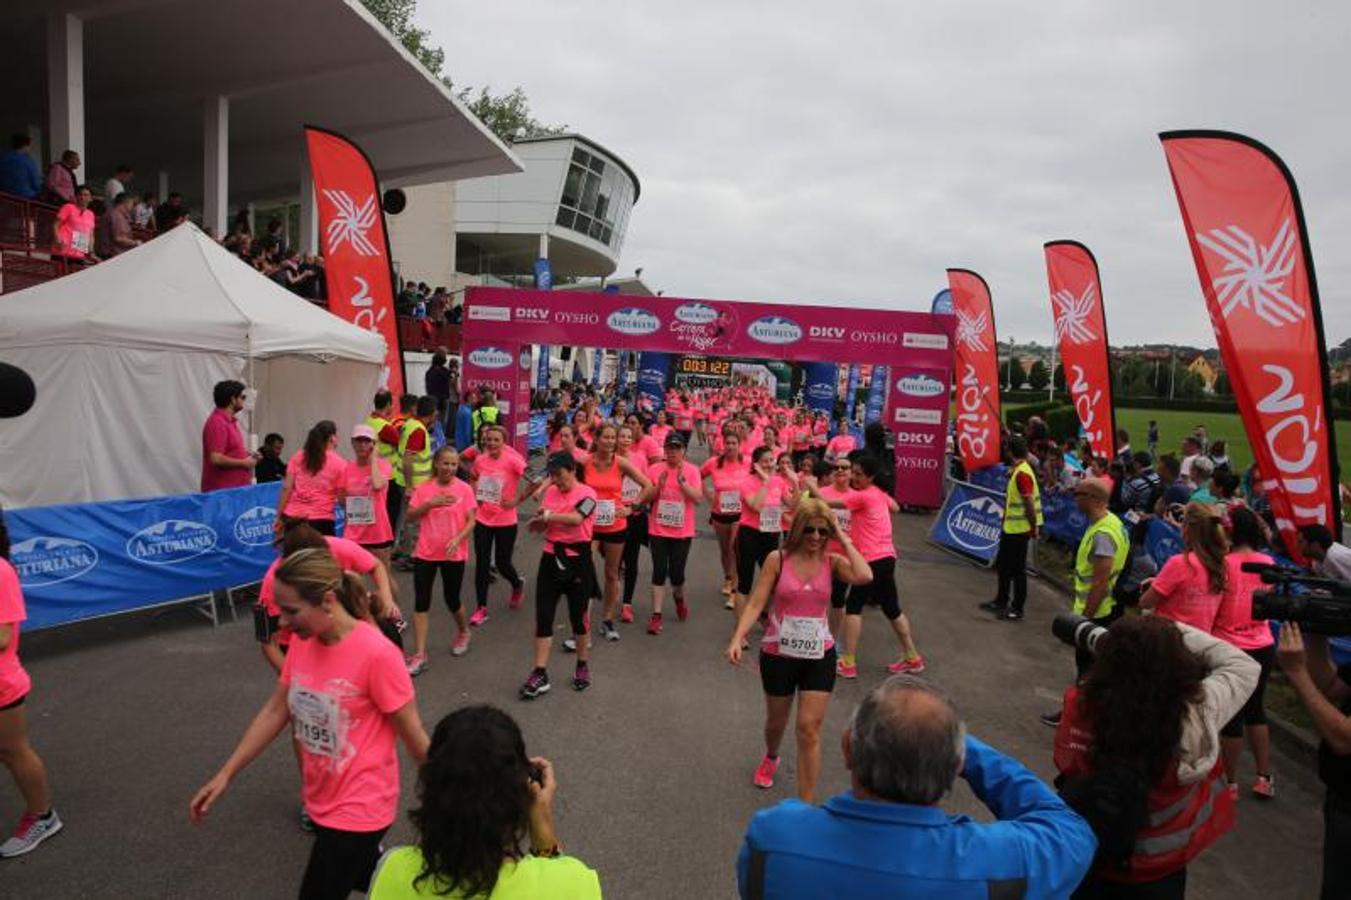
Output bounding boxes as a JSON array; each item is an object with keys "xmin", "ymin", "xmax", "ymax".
[
  {"xmin": 674, "ymin": 302, "xmax": 718, "ymax": 324},
  {"xmin": 746, "ymin": 316, "xmax": 803, "ymax": 345},
  {"xmin": 606, "ymin": 307, "xmax": 661, "ymax": 336},
  {"xmin": 11, "ymin": 536, "xmax": 100, "ymax": 587},
  {"xmin": 896, "ymin": 373, "xmax": 945, "ymax": 398},
  {"xmin": 467, "ymin": 347, "xmax": 513, "ymax": 369},
  {"xmin": 234, "ymin": 506, "xmax": 277, "ymax": 547},
  {"xmin": 127, "ymin": 519, "xmax": 218, "ymax": 566},
  {"xmin": 945, "ymin": 496, "xmax": 1003, "ymax": 553}
]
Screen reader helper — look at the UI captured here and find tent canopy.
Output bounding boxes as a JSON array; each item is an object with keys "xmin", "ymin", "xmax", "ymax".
[{"xmin": 0, "ymin": 226, "xmax": 385, "ymax": 508}]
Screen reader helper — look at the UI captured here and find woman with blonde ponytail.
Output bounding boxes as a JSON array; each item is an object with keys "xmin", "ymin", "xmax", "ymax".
[
  {"xmin": 190, "ymin": 547, "xmax": 430, "ymax": 900},
  {"xmin": 1141, "ymin": 501, "xmax": 1230, "ymax": 632}
]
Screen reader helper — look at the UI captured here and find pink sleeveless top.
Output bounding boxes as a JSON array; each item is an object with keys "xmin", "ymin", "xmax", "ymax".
[{"xmin": 761, "ymin": 553, "xmax": 835, "ymax": 657}]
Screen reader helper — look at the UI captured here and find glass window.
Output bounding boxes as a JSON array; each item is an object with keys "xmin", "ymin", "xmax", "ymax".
[
  {"xmin": 588, "ymin": 155, "xmax": 605, "ymax": 174},
  {"xmin": 589, "ymin": 218, "xmax": 604, "ymax": 240},
  {"xmin": 574, "ymin": 213, "xmax": 592, "ymax": 233},
  {"xmin": 601, "ymin": 226, "xmax": 612, "ymax": 245},
  {"xmin": 561, "ymin": 165, "xmax": 583, "ymax": 208},
  {"xmin": 572, "ymin": 148, "xmax": 590, "ymax": 167},
  {"xmin": 555, "ymin": 207, "xmax": 575, "ymax": 228},
  {"xmin": 579, "ymin": 172, "xmax": 600, "ymax": 215}
]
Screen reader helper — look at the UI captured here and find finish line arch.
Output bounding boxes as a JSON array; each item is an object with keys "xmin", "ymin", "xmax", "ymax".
[{"xmin": 460, "ymin": 286, "xmax": 955, "ymax": 507}]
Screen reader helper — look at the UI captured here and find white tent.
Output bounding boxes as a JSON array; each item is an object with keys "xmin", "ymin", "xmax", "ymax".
[{"xmin": 0, "ymin": 224, "xmax": 386, "ymax": 509}]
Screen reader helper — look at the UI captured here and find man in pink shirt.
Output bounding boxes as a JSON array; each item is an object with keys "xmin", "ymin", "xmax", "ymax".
[
  {"xmin": 52, "ymin": 184, "xmax": 97, "ymax": 264},
  {"xmin": 201, "ymin": 380, "xmax": 256, "ymax": 491}
]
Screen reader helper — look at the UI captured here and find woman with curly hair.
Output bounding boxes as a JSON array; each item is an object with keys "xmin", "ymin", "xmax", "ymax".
[
  {"xmin": 1053, "ymin": 615, "xmax": 1258, "ymax": 898},
  {"xmin": 369, "ymin": 705, "xmax": 600, "ymax": 899}
]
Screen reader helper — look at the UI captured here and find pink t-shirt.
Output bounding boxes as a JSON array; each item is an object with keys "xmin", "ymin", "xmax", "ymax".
[
  {"xmin": 201, "ymin": 407, "xmax": 252, "ymax": 492},
  {"xmin": 0, "ymin": 559, "xmax": 33, "ymax": 707},
  {"xmin": 701, "ymin": 456, "xmax": 748, "ymax": 516},
  {"xmin": 646, "ymin": 460, "xmax": 702, "ymax": 539},
  {"xmin": 1149, "ymin": 553, "xmax": 1224, "ymax": 632},
  {"xmin": 649, "ymin": 424, "xmax": 672, "ymax": 447},
  {"xmin": 818, "ymin": 483, "xmax": 858, "ymax": 555},
  {"xmin": 409, "ymin": 478, "xmax": 476, "ymax": 562},
  {"xmin": 844, "ymin": 486, "xmax": 896, "ymax": 561},
  {"xmin": 637, "ymin": 435, "xmax": 662, "ymax": 463},
  {"xmin": 739, "ymin": 474, "xmax": 791, "ymax": 532},
  {"xmin": 259, "ymin": 536, "xmax": 378, "ymax": 618},
  {"xmin": 1212, "ymin": 551, "xmax": 1276, "ymax": 650},
  {"xmin": 285, "ymin": 450, "xmax": 346, "ymax": 521},
  {"xmin": 826, "ymin": 435, "xmax": 856, "ymax": 459},
  {"xmin": 55, "ymin": 203, "xmax": 94, "ymax": 258},
  {"xmin": 472, "ymin": 448, "xmax": 527, "ymax": 528},
  {"xmin": 280, "ymin": 619, "xmax": 414, "ymax": 831},
  {"xmin": 761, "ymin": 553, "xmax": 835, "ymax": 657},
  {"xmin": 342, "ymin": 458, "xmax": 393, "ymax": 545},
  {"xmin": 541, "ymin": 482, "xmax": 598, "ymax": 553}
]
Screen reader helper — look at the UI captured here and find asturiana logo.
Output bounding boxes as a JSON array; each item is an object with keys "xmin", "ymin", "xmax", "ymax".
[
  {"xmin": 674, "ymin": 302, "xmax": 719, "ymax": 325},
  {"xmin": 807, "ymin": 382, "xmax": 835, "ymax": 400},
  {"xmin": 945, "ymin": 497, "xmax": 1003, "ymax": 552},
  {"xmin": 747, "ymin": 316, "xmax": 803, "ymax": 345},
  {"xmin": 234, "ymin": 506, "xmax": 277, "ymax": 547},
  {"xmin": 638, "ymin": 369, "xmax": 667, "ymax": 386},
  {"xmin": 11, "ymin": 536, "xmax": 99, "ymax": 587},
  {"xmin": 606, "ymin": 307, "xmax": 661, "ymax": 336},
  {"xmin": 467, "ymin": 347, "xmax": 513, "ymax": 369},
  {"xmin": 127, "ymin": 519, "xmax": 218, "ymax": 566},
  {"xmin": 896, "ymin": 373, "xmax": 946, "ymax": 398}
]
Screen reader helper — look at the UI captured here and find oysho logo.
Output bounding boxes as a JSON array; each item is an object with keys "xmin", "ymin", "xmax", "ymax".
[
  {"xmin": 945, "ymin": 496, "xmax": 1004, "ymax": 552},
  {"xmin": 896, "ymin": 374, "xmax": 945, "ymax": 398},
  {"xmin": 11, "ymin": 536, "xmax": 99, "ymax": 588},
  {"xmin": 234, "ymin": 506, "xmax": 277, "ymax": 547},
  {"xmin": 898, "ymin": 456, "xmax": 940, "ymax": 470},
  {"xmin": 674, "ymin": 302, "xmax": 719, "ymax": 325},
  {"xmin": 127, "ymin": 519, "xmax": 218, "ymax": 566},
  {"xmin": 467, "ymin": 347, "xmax": 513, "ymax": 369},
  {"xmin": 606, "ymin": 307, "xmax": 661, "ymax": 336},
  {"xmin": 747, "ymin": 316, "xmax": 803, "ymax": 345}
]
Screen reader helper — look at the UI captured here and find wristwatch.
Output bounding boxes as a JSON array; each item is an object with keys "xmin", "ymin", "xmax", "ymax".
[{"xmin": 530, "ymin": 843, "xmax": 562, "ymax": 858}]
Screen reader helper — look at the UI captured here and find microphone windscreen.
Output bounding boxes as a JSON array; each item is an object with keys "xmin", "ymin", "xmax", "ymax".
[{"xmin": 0, "ymin": 362, "xmax": 36, "ymax": 418}]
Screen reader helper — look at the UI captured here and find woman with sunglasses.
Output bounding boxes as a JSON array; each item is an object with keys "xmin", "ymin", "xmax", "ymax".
[
  {"xmin": 580, "ymin": 423, "xmax": 650, "ymax": 642},
  {"xmin": 726, "ymin": 498, "xmax": 871, "ymax": 801},
  {"xmin": 815, "ymin": 457, "xmax": 858, "ymax": 642}
]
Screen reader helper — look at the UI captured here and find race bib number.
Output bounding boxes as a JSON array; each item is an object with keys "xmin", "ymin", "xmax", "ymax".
[
  {"xmin": 70, "ymin": 229, "xmax": 91, "ymax": 253},
  {"xmin": 656, "ymin": 500, "xmax": 686, "ymax": 530},
  {"xmin": 594, "ymin": 499, "xmax": 617, "ymax": 528},
  {"xmin": 344, "ymin": 495, "xmax": 375, "ymax": 525},
  {"xmin": 621, "ymin": 477, "xmax": 641, "ymax": 503},
  {"xmin": 476, "ymin": 476, "xmax": 503, "ymax": 505},
  {"xmin": 290, "ymin": 688, "xmax": 341, "ymax": 757},
  {"xmin": 835, "ymin": 508, "xmax": 852, "ymax": 533},
  {"xmin": 719, "ymin": 490, "xmax": 742, "ymax": 514},
  {"xmin": 779, "ymin": 615, "xmax": 827, "ymax": 660},
  {"xmin": 759, "ymin": 505, "xmax": 783, "ymax": 533}
]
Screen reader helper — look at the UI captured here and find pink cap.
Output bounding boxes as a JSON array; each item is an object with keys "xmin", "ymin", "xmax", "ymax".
[{"xmin": 351, "ymin": 424, "xmax": 376, "ymax": 441}]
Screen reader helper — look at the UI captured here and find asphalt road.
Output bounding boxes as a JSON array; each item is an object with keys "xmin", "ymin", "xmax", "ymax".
[{"xmin": 1, "ymin": 488, "xmax": 1327, "ymax": 898}]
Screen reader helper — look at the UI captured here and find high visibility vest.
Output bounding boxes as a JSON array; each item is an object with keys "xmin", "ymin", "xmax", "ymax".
[
  {"xmin": 1002, "ymin": 460, "xmax": 1043, "ymax": 534},
  {"xmin": 471, "ymin": 405, "xmax": 500, "ymax": 438},
  {"xmin": 394, "ymin": 418, "xmax": 432, "ymax": 488},
  {"xmin": 370, "ymin": 845, "xmax": 601, "ymax": 900},
  {"xmin": 1072, "ymin": 512, "xmax": 1129, "ymax": 617},
  {"xmin": 365, "ymin": 413, "xmax": 401, "ymax": 473}
]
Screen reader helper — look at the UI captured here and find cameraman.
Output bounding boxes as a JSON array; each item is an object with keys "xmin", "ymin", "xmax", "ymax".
[
  {"xmin": 1297, "ymin": 524, "xmax": 1351, "ymax": 582},
  {"xmin": 1276, "ymin": 622, "xmax": 1351, "ymax": 899}
]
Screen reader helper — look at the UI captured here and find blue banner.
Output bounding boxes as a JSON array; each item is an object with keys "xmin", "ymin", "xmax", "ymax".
[
  {"xmin": 8, "ymin": 482, "xmax": 283, "ymax": 630},
  {"xmin": 528, "ymin": 412, "xmax": 548, "ymax": 450},
  {"xmin": 1144, "ymin": 517, "xmax": 1185, "ymax": 568},
  {"xmin": 533, "ymin": 257, "xmax": 553, "ymax": 291},
  {"xmin": 590, "ymin": 349, "xmax": 603, "ymax": 388},
  {"xmin": 931, "ymin": 288, "xmax": 954, "ymax": 316},
  {"xmin": 803, "ymin": 361, "xmax": 838, "ymax": 416},
  {"xmin": 636, "ymin": 351, "xmax": 670, "ymax": 412},
  {"xmin": 536, "ymin": 345, "xmax": 551, "ymax": 392},
  {"xmin": 1041, "ymin": 491, "xmax": 1089, "ymax": 546},
  {"xmin": 928, "ymin": 479, "xmax": 1006, "ymax": 565},
  {"xmin": 616, "ymin": 350, "xmax": 629, "ymax": 392},
  {"xmin": 864, "ymin": 365, "xmax": 888, "ymax": 424},
  {"xmin": 843, "ymin": 364, "xmax": 860, "ymax": 425}
]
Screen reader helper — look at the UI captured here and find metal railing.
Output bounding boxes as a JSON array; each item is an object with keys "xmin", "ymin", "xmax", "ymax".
[{"xmin": 0, "ymin": 191, "xmax": 65, "ymax": 294}]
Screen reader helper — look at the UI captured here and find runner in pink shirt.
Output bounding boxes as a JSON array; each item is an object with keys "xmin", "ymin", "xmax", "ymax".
[
  {"xmin": 617, "ymin": 424, "xmax": 653, "ymax": 622},
  {"xmin": 469, "ymin": 425, "xmax": 532, "ymax": 621},
  {"xmin": 735, "ymin": 447, "xmax": 794, "ymax": 621},
  {"xmin": 580, "ymin": 424, "xmax": 650, "ymax": 642},
  {"xmin": 824, "ymin": 419, "xmax": 857, "ymax": 463},
  {"xmin": 191, "ymin": 548, "xmax": 429, "ymax": 900},
  {"xmin": 343, "ymin": 424, "xmax": 395, "ymax": 564},
  {"xmin": 648, "ymin": 410, "xmax": 672, "ymax": 449},
  {"xmin": 816, "ymin": 457, "xmax": 859, "ymax": 641},
  {"xmin": 404, "ymin": 447, "xmax": 477, "ymax": 674},
  {"xmin": 1141, "ymin": 501, "xmax": 1228, "ymax": 633},
  {"xmin": 276, "ymin": 421, "xmax": 346, "ymax": 535},
  {"xmin": 555, "ymin": 424, "xmax": 591, "ymax": 468},
  {"xmin": 701, "ymin": 431, "xmax": 748, "ymax": 605},
  {"xmin": 640, "ymin": 434, "xmax": 704, "ymax": 635}
]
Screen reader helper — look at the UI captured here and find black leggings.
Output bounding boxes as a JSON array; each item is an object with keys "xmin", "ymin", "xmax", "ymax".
[
  {"xmin": 298, "ymin": 823, "xmax": 388, "ymax": 900},
  {"xmin": 649, "ymin": 536, "xmax": 692, "ymax": 587},
  {"xmin": 413, "ymin": 559, "xmax": 465, "ymax": 613},
  {"xmin": 622, "ymin": 511, "xmax": 648, "ymax": 604},
  {"xmin": 385, "ymin": 480, "xmax": 404, "ymax": 535},
  {"xmin": 1221, "ymin": 644, "xmax": 1276, "ymax": 736},
  {"xmin": 535, "ymin": 550, "xmax": 592, "ymax": 638},
  {"xmin": 736, "ymin": 528, "xmax": 781, "ymax": 594},
  {"xmin": 846, "ymin": 557, "xmax": 901, "ymax": 619},
  {"xmin": 473, "ymin": 524, "xmax": 523, "ymax": 607}
]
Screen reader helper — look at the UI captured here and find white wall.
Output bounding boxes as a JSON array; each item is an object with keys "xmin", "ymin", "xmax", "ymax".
[{"xmin": 387, "ymin": 181, "xmax": 456, "ymax": 287}]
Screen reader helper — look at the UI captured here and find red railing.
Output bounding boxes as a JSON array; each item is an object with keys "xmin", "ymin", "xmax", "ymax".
[
  {"xmin": 397, "ymin": 318, "xmax": 462, "ymax": 354},
  {"xmin": 0, "ymin": 191, "xmax": 64, "ymax": 294}
]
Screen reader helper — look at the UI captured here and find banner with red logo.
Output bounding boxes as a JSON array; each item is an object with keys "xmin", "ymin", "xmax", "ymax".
[
  {"xmin": 1161, "ymin": 130, "xmax": 1340, "ymax": 552},
  {"xmin": 1044, "ymin": 241, "xmax": 1116, "ymax": 460},
  {"xmin": 946, "ymin": 269, "xmax": 1001, "ymax": 472},
  {"xmin": 305, "ymin": 126, "xmax": 404, "ymax": 398}
]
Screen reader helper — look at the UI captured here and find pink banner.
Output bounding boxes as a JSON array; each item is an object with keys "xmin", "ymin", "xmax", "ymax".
[{"xmin": 888, "ymin": 367, "xmax": 950, "ymax": 507}]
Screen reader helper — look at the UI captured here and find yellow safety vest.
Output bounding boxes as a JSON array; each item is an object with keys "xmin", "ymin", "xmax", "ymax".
[
  {"xmin": 394, "ymin": 418, "xmax": 432, "ymax": 488},
  {"xmin": 471, "ymin": 405, "xmax": 500, "ymax": 438},
  {"xmin": 365, "ymin": 413, "xmax": 401, "ymax": 473},
  {"xmin": 369, "ymin": 846, "xmax": 601, "ymax": 900},
  {"xmin": 1003, "ymin": 460, "xmax": 1044, "ymax": 534},
  {"xmin": 1073, "ymin": 512, "xmax": 1129, "ymax": 617}
]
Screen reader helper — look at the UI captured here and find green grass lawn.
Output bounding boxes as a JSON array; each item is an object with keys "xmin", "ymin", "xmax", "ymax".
[{"xmin": 1113, "ymin": 408, "xmax": 1351, "ymax": 477}]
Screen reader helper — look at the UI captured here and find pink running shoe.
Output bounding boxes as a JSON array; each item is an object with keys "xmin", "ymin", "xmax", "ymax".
[
  {"xmin": 1252, "ymin": 774, "xmax": 1275, "ymax": 799},
  {"xmin": 620, "ymin": 604, "xmax": 634, "ymax": 623},
  {"xmin": 836, "ymin": 657, "xmax": 858, "ymax": 679},
  {"xmin": 647, "ymin": 613, "xmax": 664, "ymax": 635},
  {"xmin": 508, "ymin": 583, "xmax": 525, "ymax": 610},
  {"xmin": 675, "ymin": 599, "xmax": 689, "ymax": 622},
  {"xmin": 451, "ymin": 632, "xmax": 471, "ymax": 657},
  {"xmin": 752, "ymin": 755, "xmax": 779, "ymax": 789},
  {"xmin": 888, "ymin": 656, "xmax": 927, "ymax": 674},
  {"xmin": 469, "ymin": 607, "xmax": 489, "ymax": 627}
]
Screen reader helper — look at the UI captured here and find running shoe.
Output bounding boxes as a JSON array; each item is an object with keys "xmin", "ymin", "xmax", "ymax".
[
  {"xmin": 406, "ymin": 653, "xmax": 429, "ymax": 677},
  {"xmin": 648, "ymin": 612, "xmax": 664, "ymax": 635},
  {"xmin": 836, "ymin": 657, "xmax": 858, "ymax": 680},
  {"xmin": 978, "ymin": 600, "xmax": 1007, "ymax": 614},
  {"xmin": 752, "ymin": 755, "xmax": 779, "ymax": 789},
  {"xmin": 0, "ymin": 810, "xmax": 62, "ymax": 858},
  {"xmin": 620, "ymin": 604, "xmax": 634, "ymax": 623},
  {"xmin": 1002, "ymin": 609, "xmax": 1024, "ymax": 621},
  {"xmin": 469, "ymin": 607, "xmax": 489, "ymax": 627},
  {"xmin": 1226, "ymin": 782, "xmax": 1240, "ymax": 801},
  {"xmin": 573, "ymin": 662, "xmax": 591, "ymax": 692},
  {"xmin": 451, "ymin": 632, "xmax": 471, "ymax": 657},
  {"xmin": 1039, "ymin": 711, "xmax": 1062, "ymax": 728},
  {"xmin": 299, "ymin": 807, "xmax": 315, "ymax": 834},
  {"xmin": 601, "ymin": 620, "xmax": 620, "ymax": 642},
  {"xmin": 520, "ymin": 670, "xmax": 551, "ymax": 700},
  {"xmin": 721, "ymin": 577, "xmax": 734, "ymax": 597},
  {"xmin": 724, "ymin": 596, "xmax": 735, "ymax": 610},
  {"xmin": 888, "ymin": 656, "xmax": 926, "ymax": 674},
  {"xmin": 562, "ymin": 638, "xmax": 577, "ymax": 652},
  {"xmin": 675, "ymin": 598, "xmax": 689, "ymax": 622},
  {"xmin": 508, "ymin": 582, "xmax": 525, "ymax": 610},
  {"xmin": 1252, "ymin": 774, "xmax": 1276, "ymax": 799}
]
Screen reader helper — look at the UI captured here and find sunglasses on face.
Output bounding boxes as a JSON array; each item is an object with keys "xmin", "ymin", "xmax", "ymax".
[{"xmin": 801, "ymin": 525, "xmax": 830, "ymax": 536}]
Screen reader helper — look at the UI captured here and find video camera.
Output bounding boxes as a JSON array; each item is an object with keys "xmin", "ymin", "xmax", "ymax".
[
  {"xmin": 1052, "ymin": 613, "xmax": 1111, "ymax": 656},
  {"xmin": 1245, "ymin": 561, "xmax": 1351, "ymax": 637}
]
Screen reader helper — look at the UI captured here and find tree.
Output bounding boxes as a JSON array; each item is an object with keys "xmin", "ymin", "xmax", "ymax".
[
  {"xmin": 1028, "ymin": 359, "xmax": 1050, "ymax": 391},
  {"xmin": 1005, "ymin": 356, "xmax": 1027, "ymax": 390},
  {"xmin": 454, "ymin": 85, "xmax": 567, "ymax": 144},
  {"xmin": 1213, "ymin": 370, "xmax": 1232, "ymax": 397},
  {"xmin": 1053, "ymin": 362, "xmax": 1066, "ymax": 392},
  {"xmin": 360, "ymin": 0, "xmax": 445, "ymax": 77}
]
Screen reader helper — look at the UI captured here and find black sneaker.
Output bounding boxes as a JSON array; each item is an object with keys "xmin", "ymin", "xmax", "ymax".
[
  {"xmin": 520, "ymin": 670, "xmax": 551, "ymax": 700},
  {"xmin": 573, "ymin": 662, "xmax": 591, "ymax": 691},
  {"xmin": 979, "ymin": 600, "xmax": 1007, "ymax": 614},
  {"xmin": 1002, "ymin": 609, "xmax": 1024, "ymax": 621},
  {"xmin": 1039, "ymin": 711, "xmax": 1062, "ymax": 728}
]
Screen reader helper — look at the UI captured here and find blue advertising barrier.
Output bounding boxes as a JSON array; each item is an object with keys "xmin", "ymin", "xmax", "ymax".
[
  {"xmin": 802, "ymin": 361, "xmax": 838, "ymax": 416},
  {"xmin": 8, "ymin": 482, "xmax": 282, "ymax": 630},
  {"xmin": 928, "ymin": 479, "xmax": 1006, "ymax": 566},
  {"xmin": 636, "ymin": 351, "xmax": 671, "ymax": 411},
  {"xmin": 864, "ymin": 365, "xmax": 888, "ymax": 424},
  {"xmin": 528, "ymin": 412, "xmax": 549, "ymax": 450},
  {"xmin": 844, "ymin": 364, "xmax": 860, "ymax": 423}
]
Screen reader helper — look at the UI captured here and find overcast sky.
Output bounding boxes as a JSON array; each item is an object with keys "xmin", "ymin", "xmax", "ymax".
[{"xmin": 423, "ymin": 0, "xmax": 1350, "ymax": 348}]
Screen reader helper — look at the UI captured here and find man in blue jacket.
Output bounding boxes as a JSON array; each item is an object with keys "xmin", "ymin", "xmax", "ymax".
[{"xmin": 737, "ymin": 675, "xmax": 1096, "ymax": 899}]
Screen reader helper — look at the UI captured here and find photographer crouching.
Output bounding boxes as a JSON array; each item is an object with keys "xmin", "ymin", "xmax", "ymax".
[{"xmin": 1051, "ymin": 615, "xmax": 1258, "ymax": 898}]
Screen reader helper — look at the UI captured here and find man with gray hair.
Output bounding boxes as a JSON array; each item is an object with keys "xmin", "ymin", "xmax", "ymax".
[{"xmin": 736, "ymin": 675, "xmax": 1096, "ymax": 898}]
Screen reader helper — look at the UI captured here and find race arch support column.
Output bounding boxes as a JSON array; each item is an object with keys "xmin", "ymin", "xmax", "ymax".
[
  {"xmin": 462, "ymin": 340, "xmax": 529, "ymax": 457},
  {"xmin": 888, "ymin": 366, "xmax": 950, "ymax": 508}
]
